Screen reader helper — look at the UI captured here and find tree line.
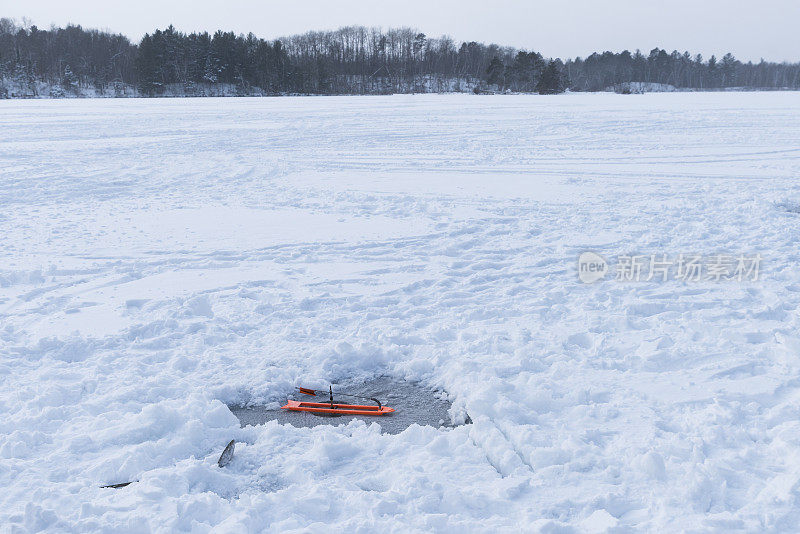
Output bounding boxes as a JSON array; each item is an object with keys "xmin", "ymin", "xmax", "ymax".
[
  {"xmin": 1, "ymin": 17, "xmax": 798, "ymax": 97},
  {"xmin": 567, "ymin": 49, "xmax": 799, "ymax": 91}
]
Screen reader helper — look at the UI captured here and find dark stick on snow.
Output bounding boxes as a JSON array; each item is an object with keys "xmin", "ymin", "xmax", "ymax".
[
  {"xmin": 100, "ymin": 481, "xmax": 134, "ymax": 489},
  {"xmin": 218, "ymin": 439, "xmax": 235, "ymax": 467}
]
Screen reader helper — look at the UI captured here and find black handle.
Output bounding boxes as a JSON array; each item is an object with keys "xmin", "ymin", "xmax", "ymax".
[{"xmin": 296, "ymin": 386, "xmax": 382, "ymax": 409}]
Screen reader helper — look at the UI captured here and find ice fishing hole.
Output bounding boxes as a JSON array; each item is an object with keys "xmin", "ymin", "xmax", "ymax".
[{"xmin": 228, "ymin": 377, "xmax": 471, "ymax": 435}]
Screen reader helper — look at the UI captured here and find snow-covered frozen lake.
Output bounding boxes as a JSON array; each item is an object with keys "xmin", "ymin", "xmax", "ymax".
[{"xmin": 2, "ymin": 92, "xmax": 800, "ymax": 531}]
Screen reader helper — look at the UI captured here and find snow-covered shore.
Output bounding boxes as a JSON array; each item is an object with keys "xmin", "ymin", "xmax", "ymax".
[
  {"xmin": 2, "ymin": 76, "xmax": 792, "ymax": 99},
  {"xmin": 2, "ymin": 92, "xmax": 800, "ymax": 531}
]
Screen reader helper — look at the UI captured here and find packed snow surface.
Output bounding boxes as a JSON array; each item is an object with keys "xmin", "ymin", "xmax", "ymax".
[{"xmin": 2, "ymin": 93, "xmax": 800, "ymax": 532}]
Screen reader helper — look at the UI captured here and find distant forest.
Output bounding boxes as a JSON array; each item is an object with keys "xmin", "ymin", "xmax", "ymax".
[{"xmin": 1, "ymin": 17, "xmax": 799, "ymax": 97}]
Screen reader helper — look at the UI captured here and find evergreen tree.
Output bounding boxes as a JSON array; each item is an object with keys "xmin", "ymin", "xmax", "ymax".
[
  {"xmin": 486, "ymin": 56, "xmax": 504, "ymax": 87},
  {"xmin": 507, "ymin": 51, "xmax": 545, "ymax": 91},
  {"xmin": 61, "ymin": 64, "xmax": 77, "ymax": 90},
  {"xmin": 720, "ymin": 53, "xmax": 739, "ymax": 87},
  {"xmin": 134, "ymin": 34, "xmax": 160, "ymax": 94},
  {"xmin": 707, "ymin": 55, "xmax": 718, "ymax": 87},
  {"xmin": 536, "ymin": 60, "xmax": 565, "ymax": 94}
]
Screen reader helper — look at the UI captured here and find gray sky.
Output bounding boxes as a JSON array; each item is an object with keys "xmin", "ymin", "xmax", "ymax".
[{"xmin": 3, "ymin": 0, "xmax": 799, "ymax": 63}]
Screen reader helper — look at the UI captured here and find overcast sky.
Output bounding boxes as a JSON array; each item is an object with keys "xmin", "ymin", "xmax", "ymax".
[{"xmin": 3, "ymin": 0, "xmax": 799, "ymax": 63}]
